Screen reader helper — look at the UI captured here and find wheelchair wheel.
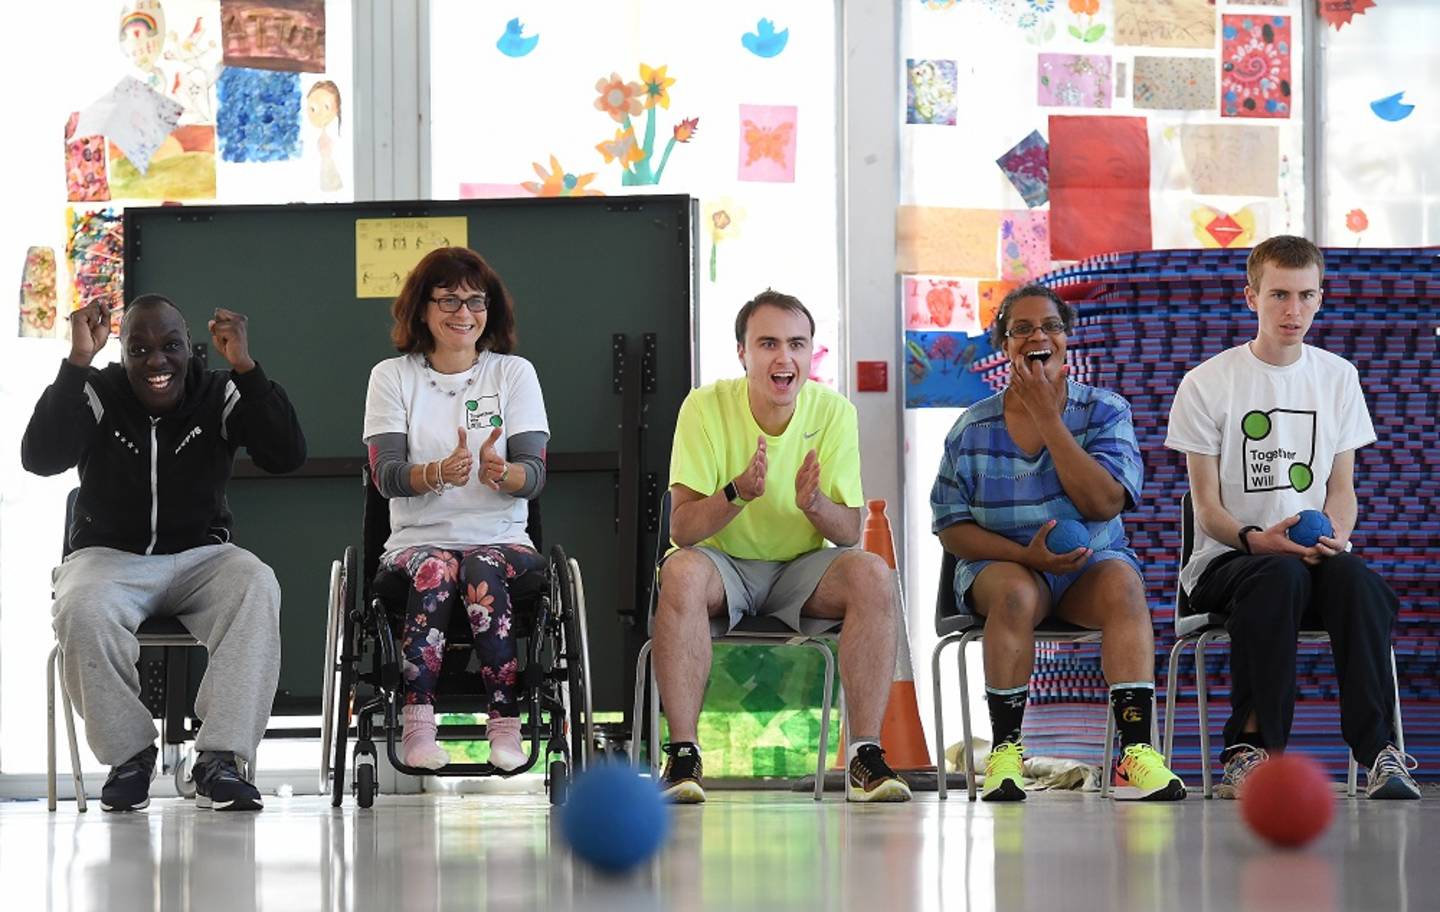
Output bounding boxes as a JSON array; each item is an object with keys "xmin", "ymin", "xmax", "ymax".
[
  {"xmin": 548, "ymin": 759, "xmax": 568, "ymax": 806},
  {"xmin": 175, "ymin": 748, "xmax": 197, "ymax": 799},
  {"xmin": 319, "ymin": 557, "xmax": 342, "ymax": 794},
  {"xmin": 330, "ymin": 546, "xmax": 359, "ymax": 808},
  {"xmin": 551, "ymin": 547, "xmax": 590, "ymax": 770},
  {"xmin": 354, "ymin": 742, "xmax": 377, "ymax": 809}
]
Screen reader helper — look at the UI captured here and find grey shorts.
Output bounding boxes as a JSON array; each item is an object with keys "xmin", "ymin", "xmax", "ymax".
[{"xmin": 667, "ymin": 546, "xmax": 850, "ymax": 637}]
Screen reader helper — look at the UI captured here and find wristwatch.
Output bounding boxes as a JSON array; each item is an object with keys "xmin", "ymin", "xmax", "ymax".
[
  {"xmin": 1237, "ymin": 525, "xmax": 1261, "ymax": 554},
  {"xmin": 723, "ymin": 480, "xmax": 746, "ymax": 505}
]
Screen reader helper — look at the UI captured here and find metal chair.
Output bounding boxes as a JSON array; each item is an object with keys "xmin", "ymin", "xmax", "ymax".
[
  {"xmin": 930, "ymin": 549, "xmax": 1141, "ymax": 800},
  {"xmin": 1161, "ymin": 491, "xmax": 1406, "ymax": 798},
  {"xmin": 48, "ymin": 490, "xmax": 205, "ymax": 811},
  {"xmin": 628, "ymin": 489, "xmax": 838, "ymax": 801}
]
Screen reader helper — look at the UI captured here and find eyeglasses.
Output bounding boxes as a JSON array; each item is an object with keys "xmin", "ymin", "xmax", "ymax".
[
  {"xmin": 431, "ymin": 295, "xmax": 488, "ymax": 314},
  {"xmin": 1004, "ymin": 320, "xmax": 1067, "ymax": 339}
]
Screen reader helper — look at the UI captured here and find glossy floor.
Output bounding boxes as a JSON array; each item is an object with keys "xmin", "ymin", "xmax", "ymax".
[{"xmin": 1, "ymin": 789, "xmax": 1434, "ymax": 911}]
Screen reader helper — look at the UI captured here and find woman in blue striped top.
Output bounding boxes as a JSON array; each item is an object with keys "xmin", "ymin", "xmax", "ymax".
[{"xmin": 930, "ymin": 283, "xmax": 1185, "ymax": 802}]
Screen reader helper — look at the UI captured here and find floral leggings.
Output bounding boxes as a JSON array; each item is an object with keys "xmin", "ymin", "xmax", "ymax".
[{"xmin": 379, "ymin": 543, "xmax": 545, "ymax": 717}]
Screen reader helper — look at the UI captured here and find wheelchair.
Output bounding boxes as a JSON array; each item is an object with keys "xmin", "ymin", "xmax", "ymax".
[{"xmin": 320, "ymin": 465, "xmax": 593, "ymax": 807}]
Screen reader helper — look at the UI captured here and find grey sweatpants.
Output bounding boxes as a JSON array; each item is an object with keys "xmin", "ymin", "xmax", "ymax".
[{"xmin": 51, "ymin": 544, "xmax": 282, "ymax": 767}]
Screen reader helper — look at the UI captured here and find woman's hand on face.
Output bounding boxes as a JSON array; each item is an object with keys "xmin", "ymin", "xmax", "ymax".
[
  {"xmin": 1021, "ymin": 520, "xmax": 1091, "ymax": 574},
  {"xmin": 1009, "ymin": 352, "xmax": 1068, "ymax": 422}
]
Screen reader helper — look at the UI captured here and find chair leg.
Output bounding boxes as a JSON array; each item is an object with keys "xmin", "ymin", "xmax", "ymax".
[
  {"xmin": 47, "ymin": 646, "xmax": 59, "ymax": 813},
  {"xmin": 1163, "ymin": 636, "xmax": 1190, "ymax": 762},
  {"xmin": 1347, "ymin": 752, "xmax": 1358, "ymax": 798},
  {"xmin": 1195, "ymin": 633, "xmax": 1214, "ymax": 799},
  {"xmin": 629, "ymin": 640, "xmax": 652, "ymax": 769},
  {"xmin": 57, "ymin": 650, "xmax": 87, "ymax": 812},
  {"xmin": 806, "ymin": 639, "xmax": 836, "ymax": 802},
  {"xmin": 931, "ymin": 639, "xmax": 950, "ymax": 801},
  {"xmin": 649, "ymin": 653, "xmax": 661, "ymax": 776},
  {"xmin": 957, "ymin": 632, "xmax": 980, "ymax": 802},
  {"xmin": 1390, "ymin": 647, "xmax": 1405, "ymax": 754},
  {"xmin": 1101, "ymin": 708, "xmax": 1115, "ymax": 798}
]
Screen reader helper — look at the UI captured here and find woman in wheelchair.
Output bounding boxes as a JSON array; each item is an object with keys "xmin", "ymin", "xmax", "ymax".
[{"xmin": 362, "ymin": 246, "xmax": 549, "ymax": 771}]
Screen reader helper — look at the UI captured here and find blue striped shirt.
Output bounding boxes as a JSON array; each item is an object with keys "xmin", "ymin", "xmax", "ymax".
[{"xmin": 930, "ymin": 381, "xmax": 1143, "ymax": 594}]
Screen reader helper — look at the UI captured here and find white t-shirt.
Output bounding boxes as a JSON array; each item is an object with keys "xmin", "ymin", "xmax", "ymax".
[
  {"xmin": 363, "ymin": 351, "xmax": 549, "ymax": 552},
  {"xmin": 1165, "ymin": 343, "xmax": 1375, "ymax": 595}
]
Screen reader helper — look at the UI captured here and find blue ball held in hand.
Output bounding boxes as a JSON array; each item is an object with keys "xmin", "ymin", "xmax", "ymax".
[
  {"xmin": 560, "ymin": 763, "xmax": 671, "ymax": 874},
  {"xmin": 1045, "ymin": 519, "xmax": 1090, "ymax": 554},
  {"xmin": 1287, "ymin": 510, "xmax": 1333, "ymax": 548}
]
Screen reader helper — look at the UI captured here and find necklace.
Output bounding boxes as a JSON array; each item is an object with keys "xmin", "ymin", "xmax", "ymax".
[{"xmin": 423, "ymin": 355, "xmax": 481, "ymax": 398}]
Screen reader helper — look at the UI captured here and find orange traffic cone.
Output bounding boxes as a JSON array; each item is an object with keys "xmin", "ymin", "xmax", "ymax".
[{"xmin": 833, "ymin": 500, "xmax": 935, "ymax": 771}]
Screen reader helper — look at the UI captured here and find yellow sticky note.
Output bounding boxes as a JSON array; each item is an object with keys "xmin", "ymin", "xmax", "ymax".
[
  {"xmin": 355, "ymin": 217, "xmax": 469, "ymax": 299},
  {"xmin": 895, "ymin": 206, "xmax": 1001, "ymax": 277}
]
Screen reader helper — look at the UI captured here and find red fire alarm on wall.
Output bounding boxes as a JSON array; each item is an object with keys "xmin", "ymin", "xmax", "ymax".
[{"xmin": 856, "ymin": 360, "xmax": 888, "ymax": 392}]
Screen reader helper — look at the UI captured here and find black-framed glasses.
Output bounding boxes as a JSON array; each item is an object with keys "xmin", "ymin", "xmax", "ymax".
[
  {"xmin": 431, "ymin": 295, "xmax": 488, "ymax": 314},
  {"xmin": 1004, "ymin": 320, "xmax": 1067, "ymax": 339}
]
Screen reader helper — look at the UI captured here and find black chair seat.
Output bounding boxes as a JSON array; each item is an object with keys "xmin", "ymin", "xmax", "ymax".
[{"xmin": 136, "ymin": 617, "xmax": 192, "ymax": 638}]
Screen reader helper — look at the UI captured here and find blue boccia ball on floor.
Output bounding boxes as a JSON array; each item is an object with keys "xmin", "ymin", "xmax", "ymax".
[
  {"xmin": 560, "ymin": 762, "xmax": 670, "ymax": 874},
  {"xmin": 1045, "ymin": 519, "xmax": 1090, "ymax": 554},
  {"xmin": 1287, "ymin": 509, "xmax": 1333, "ymax": 548}
]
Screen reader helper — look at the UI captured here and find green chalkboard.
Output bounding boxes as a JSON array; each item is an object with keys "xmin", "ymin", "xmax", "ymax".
[{"xmin": 124, "ymin": 196, "xmax": 696, "ymax": 715}]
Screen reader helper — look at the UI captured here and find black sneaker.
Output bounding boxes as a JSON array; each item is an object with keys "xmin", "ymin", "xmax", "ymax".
[
  {"xmin": 847, "ymin": 744, "xmax": 912, "ymax": 803},
  {"xmin": 194, "ymin": 752, "xmax": 264, "ymax": 811},
  {"xmin": 101, "ymin": 744, "xmax": 158, "ymax": 812},
  {"xmin": 660, "ymin": 742, "xmax": 705, "ymax": 803}
]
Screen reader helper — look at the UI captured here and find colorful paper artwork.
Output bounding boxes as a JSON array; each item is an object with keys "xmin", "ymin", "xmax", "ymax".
[
  {"xmin": 19, "ymin": 247, "xmax": 59, "ymax": 338},
  {"xmin": 1066, "ymin": 0, "xmax": 1107, "ymax": 44},
  {"xmin": 1319, "ymin": 0, "xmax": 1376, "ymax": 30},
  {"xmin": 220, "ymin": 0, "xmax": 325, "ymax": 73},
  {"xmin": 978, "ymin": 281, "xmax": 1016, "ymax": 331},
  {"xmin": 905, "ymin": 277, "xmax": 980, "ymax": 333},
  {"xmin": 496, "ymin": 18, "xmax": 540, "ymax": 58},
  {"xmin": 459, "ymin": 183, "xmax": 527, "ymax": 199},
  {"xmin": 741, "ymin": 18, "xmax": 789, "ymax": 58},
  {"xmin": 521, "ymin": 156, "xmax": 602, "ymax": 197},
  {"xmin": 905, "ymin": 330, "xmax": 1000, "ymax": 409},
  {"xmin": 896, "ymin": 207, "xmax": 1003, "ymax": 276},
  {"xmin": 355, "ymin": 217, "xmax": 469, "ymax": 299},
  {"xmin": 216, "ymin": 67, "xmax": 302, "ymax": 162},
  {"xmin": 72, "ymin": 76, "xmax": 185, "ymax": 175},
  {"xmin": 1114, "ymin": 0, "xmax": 1216, "ymax": 49},
  {"xmin": 1133, "ymin": 56, "xmax": 1216, "ymax": 111},
  {"xmin": 999, "ymin": 210, "xmax": 1051, "ymax": 282},
  {"xmin": 1370, "ymin": 92, "xmax": 1416, "ymax": 123},
  {"xmin": 907, "ymin": 59, "xmax": 958, "ymax": 125},
  {"xmin": 1190, "ymin": 204, "xmax": 1259, "ymax": 249},
  {"xmin": 996, "ymin": 130, "xmax": 1050, "ymax": 209},
  {"xmin": 1179, "ymin": 124, "xmax": 1279, "ymax": 197},
  {"xmin": 305, "ymin": 79, "xmax": 343, "ymax": 191},
  {"xmin": 1222, "ymin": 15, "xmax": 1292, "ymax": 119},
  {"xmin": 594, "ymin": 64, "xmax": 699, "ymax": 186},
  {"xmin": 1048, "ymin": 115, "xmax": 1152, "ymax": 261},
  {"xmin": 1114, "ymin": 62, "xmax": 1128, "ymax": 100},
  {"xmin": 119, "ymin": 2, "xmax": 167, "ymax": 91},
  {"xmin": 738, "ymin": 104, "xmax": 797, "ymax": 183},
  {"xmin": 67, "ymin": 209, "xmax": 125, "ymax": 332},
  {"xmin": 65, "ymin": 113, "xmax": 110, "ymax": 202},
  {"xmin": 108, "ymin": 124, "xmax": 216, "ymax": 200},
  {"xmin": 704, "ymin": 198, "xmax": 746, "ymax": 283},
  {"xmin": 166, "ymin": 12, "xmax": 223, "ymax": 124},
  {"xmin": 1037, "ymin": 54, "xmax": 1112, "ymax": 109}
]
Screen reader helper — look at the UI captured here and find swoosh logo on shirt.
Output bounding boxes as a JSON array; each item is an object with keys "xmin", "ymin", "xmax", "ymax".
[{"xmin": 803, "ymin": 429, "xmax": 820, "ymax": 439}]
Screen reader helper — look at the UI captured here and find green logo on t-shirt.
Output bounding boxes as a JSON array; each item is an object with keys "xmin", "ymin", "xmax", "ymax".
[{"xmin": 1240, "ymin": 408, "xmax": 1317, "ymax": 493}]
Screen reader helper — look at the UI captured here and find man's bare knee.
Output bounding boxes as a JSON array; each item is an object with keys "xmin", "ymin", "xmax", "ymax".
[
  {"xmin": 658, "ymin": 549, "xmax": 721, "ymax": 617},
  {"xmin": 835, "ymin": 550, "xmax": 894, "ymax": 615}
]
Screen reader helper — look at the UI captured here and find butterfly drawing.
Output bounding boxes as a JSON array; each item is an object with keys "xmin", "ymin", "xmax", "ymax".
[{"xmin": 742, "ymin": 119, "xmax": 794, "ymax": 166}]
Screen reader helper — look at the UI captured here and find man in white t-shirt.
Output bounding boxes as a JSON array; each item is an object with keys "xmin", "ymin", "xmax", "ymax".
[{"xmin": 1165, "ymin": 235, "xmax": 1418, "ymax": 800}]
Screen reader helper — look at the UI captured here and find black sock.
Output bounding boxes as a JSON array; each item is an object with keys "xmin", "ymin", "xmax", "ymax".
[
  {"xmin": 986, "ymin": 685, "xmax": 1028, "ymax": 746},
  {"xmin": 1109, "ymin": 683, "xmax": 1154, "ymax": 748}
]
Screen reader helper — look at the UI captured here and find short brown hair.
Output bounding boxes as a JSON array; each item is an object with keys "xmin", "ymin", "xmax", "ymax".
[
  {"xmin": 1246, "ymin": 235, "xmax": 1325, "ymax": 290},
  {"xmin": 390, "ymin": 247, "xmax": 518, "ymax": 354},
  {"xmin": 733, "ymin": 289, "xmax": 815, "ymax": 345}
]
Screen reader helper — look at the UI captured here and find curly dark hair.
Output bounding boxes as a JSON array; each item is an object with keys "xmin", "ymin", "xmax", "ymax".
[
  {"xmin": 390, "ymin": 247, "xmax": 517, "ymax": 354},
  {"xmin": 989, "ymin": 283, "xmax": 1075, "ymax": 348}
]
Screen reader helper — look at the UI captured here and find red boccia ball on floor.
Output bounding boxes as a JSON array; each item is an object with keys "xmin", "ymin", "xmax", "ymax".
[{"xmin": 1240, "ymin": 753, "xmax": 1336, "ymax": 848}]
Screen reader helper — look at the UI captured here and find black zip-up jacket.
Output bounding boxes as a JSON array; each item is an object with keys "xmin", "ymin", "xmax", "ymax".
[{"xmin": 21, "ymin": 358, "xmax": 307, "ymax": 555}]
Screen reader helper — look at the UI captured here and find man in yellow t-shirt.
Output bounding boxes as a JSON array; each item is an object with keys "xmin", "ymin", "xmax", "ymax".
[{"xmin": 654, "ymin": 290, "xmax": 910, "ymax": 805}]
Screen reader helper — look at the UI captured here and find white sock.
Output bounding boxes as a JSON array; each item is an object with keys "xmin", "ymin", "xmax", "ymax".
[{"xmin": 847, "ymin": 739, "xmax": 880, "ymax": 765}]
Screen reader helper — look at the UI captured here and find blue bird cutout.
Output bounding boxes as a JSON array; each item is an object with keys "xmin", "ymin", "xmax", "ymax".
[
  {"xmin": 497, "ymin": 18, "xmax": 539, "ymax": 58},
  {"xmin": 1369, "ymin": 91, "xmax": 1415, "ymax": 122},
  {"xmin": 741, "ymin": 18, "xmax": 789, "ymax": 58}
]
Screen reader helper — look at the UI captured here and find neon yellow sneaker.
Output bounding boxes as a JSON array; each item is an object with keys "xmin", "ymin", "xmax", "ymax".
[
  {"xmin": 1112, "ymin": 744, "xmax": 1187, "ymax": 801},
  {"xmin": 981, "ymin": 740, "xmax": 1026, "ymax": 802}
]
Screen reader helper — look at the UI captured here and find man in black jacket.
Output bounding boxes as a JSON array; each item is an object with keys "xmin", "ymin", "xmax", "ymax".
[{"xmin": 22, "ymin": 294, "xmax": 306, "ymax": 812}]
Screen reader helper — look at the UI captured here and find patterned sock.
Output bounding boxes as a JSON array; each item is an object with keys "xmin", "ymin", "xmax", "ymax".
[
  {"xmin": 985, "ymin": 685, "xmax": 1028, "ymax": 746},
  {"xmin": 1109, "ymin": 682, "xmax": 1154, "ymax": 748}
]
